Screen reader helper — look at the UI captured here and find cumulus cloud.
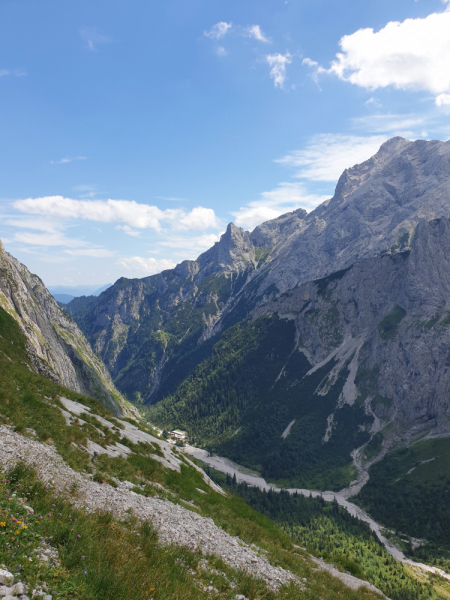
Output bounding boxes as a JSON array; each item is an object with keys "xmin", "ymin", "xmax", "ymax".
[
  {"xmin": 266, "ymin": 53, "xmax": 292, "ymax": 89},
  {"xmin": 436, "ymin": 93, "xmax": 450, "ymax": 106},
  {"xmin": 117, "ymin": 256, "xmax": 176, "ymax": 275},
  {"xmin": 244, "ymin": 25, "xmax": 270, "ymax": 43},
  {"xmin": 275, "ymin": 134, "xmax": 387, "ymax": 182},
  {"xmin": 304, "ymin": 7, "xmax": 450, "ymax": 105},
  {"xmin": 12, "ymin": 196, "xmax": 219, "ymax": 232},
  {"xmin": 159, "ymin": 233, "xmax": 221, "ymax": 253},
  {"xmin": 204, "ymin": 22, "xmax": 232, "ymax": 39},
  {"xmin": 80, "ymin": 26, "xmax": 112, "ymax": 51},
  {"xmin": 233, "ymin": 182, "xmax": 328, "ymax": 230}
]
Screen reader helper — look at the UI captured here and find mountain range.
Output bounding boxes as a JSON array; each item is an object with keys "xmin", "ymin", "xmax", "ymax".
[
  {"xmin": 55, "ymin": 136, "xmax": 450, "ymax": 489},
  {"xmin": 3, "ymin": 135, "xmax": 450, "ymax": 598}
]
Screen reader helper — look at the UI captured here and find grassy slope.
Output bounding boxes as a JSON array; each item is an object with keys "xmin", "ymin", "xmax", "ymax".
[
  {"xmin": 0, "ymin": 304, "xmax": 387, "ymax": 600},
  {"xmin": 147, "ymin": 315, "xmax": 370, "ymax": 490}
]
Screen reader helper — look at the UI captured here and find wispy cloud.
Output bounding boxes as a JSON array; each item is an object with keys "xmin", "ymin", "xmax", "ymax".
[
  {"xmin": 203, "ymin": 22, "xmax": 232, "ymax": 40},
  {"xmin": 117, "ymin": 256, "xmax": 176, "ymax": 275},
  {"xmin": 351, "ymin": 112, "xmax": 431, "ymax": 135},
  {"xmin": 116, "ymin": 225, "xmax": 141, "ymax": 237},
  {"xmin": 244, "ymin": 25, "xmax": 270, "ymax": 43},
  {"xmin": 154, "ymin": 196, "xmax": 188, "ymax": 202},
  {"xmin": 80, "ymin": 26, "xmax": 112, "ymax": 51},
  {"xmin": 50, "ymin": 156, "xmax": 87, "ymax": 165},
  {"xmin": 275, "ymin": 134, "xmax": 387, "ymax": 182},
  {"xmin": 65, "ymin": 249, "xmax": 114, "ymax": 257},
  {"xmin": 233, "ymin": 182, "xmax": 328, "ymax": 230},
  {"xmin": 13, "ymin": 231, "xmax": 95, "ymax": 248},
  {"xmin": 0, "ymin": 69, "xmax": 27, "ymax": 78},
  {"xmin": 266, "ymin": 53, "xmax": 292, "ymax": 89}
]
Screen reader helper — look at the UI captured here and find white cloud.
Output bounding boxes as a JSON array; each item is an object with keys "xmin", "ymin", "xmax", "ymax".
[
  {"xmin": 216, "ymin": 46, "xmax": 227, "ymax": 57},
  {"xmin": 65, "ymin": 249, "xmax": 114, "ymax": 258},
  {"xmin": 177, "ymin": 206, "xmax": 218, "ymax": 230},
  {"xmin": 0, "ymin": 69, "xmax": 26, "ymax": 77},
  {"xmin": 13, "ymin": 231, "xmax": 94, "ymax": 248},
  {"xmin": 233, "ymin": 182, "xmax": 328, "ymax": 230},
  {"xmin": 204, "ymin": 22, "xmax": 232, "ymax": 39},
  {"xmin": 275, "ymin": 134, "xmax": 387, "ymax": 182},
  {"xmin": 117, "ymin": 256, "xmax": 176, "ymax": 276},
  {"xmin": 51, "ymin": 156, "xmax": 87, "ymax": 165},
  {"xmin": 116, "ymin": 225, "xmax": 141, "ymax": 237},
  {"xmin": 159, "ymin": 233, "xmax": 221, "ymax": 252},
  {"xmin": 266, "ymin": 53, "xmax": 292, "ymax": 89},
  {"xmin": 80, "ymin": 26, "xmax": 112, "ymax": 51},
  {"xmin": 5, "ymin": 218, "xmax": 60, "ymax": 233},
  {"xmin": 436, "ymin": 93, "xmax": 450, "ymax": 106},
  {"xmin": 12, "ymin": 196, "xmax": 220, "ymax": 232},
  {"xmin": 305, "ymin": 7, "xmax": 450, "ymax": 103},
  {"xmin": 364, "ymin": 97, "xmax": 381, "ymax": 107},
  {"xmin": 55, "ymin": 157, "xmax": 77, "ymax": 165},
  {"xmin": 351, "ymin": 113, "xmax": 430, "ymax": 135},
  {"xmin": 244, "ymin": 25, "xmax": 270, "ymax": 43}
]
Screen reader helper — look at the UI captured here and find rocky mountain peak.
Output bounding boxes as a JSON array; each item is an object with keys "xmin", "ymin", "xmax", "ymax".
[{"xmin": 197, "ymin": 222, "xmax": 255, "ymax": 276}]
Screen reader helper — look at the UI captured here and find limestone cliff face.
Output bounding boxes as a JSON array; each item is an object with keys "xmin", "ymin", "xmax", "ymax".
[
  {"xmin": 239, "ymin": 137, "xmax": 450, "ymax": 304},
  {"xmin": 254, "ymin": 217, "xmax": 450, "ymax": 439},
  {"xmin": 0, "ymin": 240, "xmax": 125, "ymax": 415}
]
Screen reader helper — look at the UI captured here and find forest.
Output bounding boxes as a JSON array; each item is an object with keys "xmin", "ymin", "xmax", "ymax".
[{"xmin": 205, "ymin": 466, "xmax": 445, "ymax": 600}]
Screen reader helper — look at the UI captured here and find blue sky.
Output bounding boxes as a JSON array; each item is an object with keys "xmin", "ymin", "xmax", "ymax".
[{"xmin": 1, "ymin": 0, "xmax": 450, "ymax": 286}]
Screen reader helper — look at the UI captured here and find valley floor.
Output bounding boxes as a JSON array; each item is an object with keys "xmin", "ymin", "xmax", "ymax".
[{"xmin": 184, "ymin": 445, "xmax": 450, "ymax": 584}]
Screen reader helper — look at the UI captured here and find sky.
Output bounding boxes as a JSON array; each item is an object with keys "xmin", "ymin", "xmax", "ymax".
[{"xmin": 1, "ymin": 0, "xmax": 450, "ymax": 287}]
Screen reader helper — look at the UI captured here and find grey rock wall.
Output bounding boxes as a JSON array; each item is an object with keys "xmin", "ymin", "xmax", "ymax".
[{"xmin": 0, "ymin": 240, "xmax": 125, "ymax": 414}]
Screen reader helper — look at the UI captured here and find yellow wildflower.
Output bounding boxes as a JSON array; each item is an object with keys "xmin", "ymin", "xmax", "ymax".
[
  {"xmin": 22, "ymin": 525, "xmax": 28, "ymax": 529},
  {"xmin": 0, "ymin": 522, "xmax": 5, "ymax": 527}
]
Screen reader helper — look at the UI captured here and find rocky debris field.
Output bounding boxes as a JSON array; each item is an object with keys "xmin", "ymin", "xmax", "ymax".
[
  {"xmin": 0, "ymin": 565, "xmax": 53, "ymax": 600},
  {"xmin": 0, "ymin": 425, "xmax": 301, "ymax": 592}
]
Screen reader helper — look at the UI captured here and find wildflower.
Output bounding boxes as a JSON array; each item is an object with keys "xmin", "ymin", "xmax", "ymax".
[
  {"xmin": 22, "ymin": 525, "xmax": 28, "ymax": 529},
  {"xmin": 10, "ymin": 537, "xmax": 14, "ymax": 541},
  {"xmin": 77, "ymin": 534, "xmax": 81, "ymax": 538},
  {"xmin": 0, "ymin": 522, "xmax": 5, "ymax": 527},
  {"xmin": 83, "ymin": 570, "xmax": 87, "ymax": 575},
  {"xmin": 81, "ymin": 556, "xmax": 85, "ymax": 560},
  {"xmin": 52, "ymin": 504, "xmax": 56, "ymax": 507}
]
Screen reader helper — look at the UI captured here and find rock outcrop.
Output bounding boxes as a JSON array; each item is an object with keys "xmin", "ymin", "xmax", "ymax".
[{"xmin": 0, "ymin": 240, "xmax": 125, "ymax": 414}]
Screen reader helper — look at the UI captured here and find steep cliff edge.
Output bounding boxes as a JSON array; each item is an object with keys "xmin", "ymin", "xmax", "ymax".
[{"xmin": 0, "ymin": 240, "xmax": 126, "ymax": 414}]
